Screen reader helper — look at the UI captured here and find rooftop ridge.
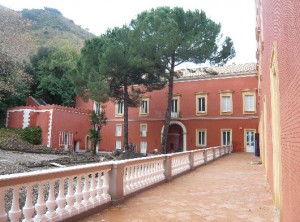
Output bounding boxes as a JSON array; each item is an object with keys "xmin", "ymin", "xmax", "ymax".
[{"xmin": 176, "ymin": 63, "xmax": 256, "ymax": 79}]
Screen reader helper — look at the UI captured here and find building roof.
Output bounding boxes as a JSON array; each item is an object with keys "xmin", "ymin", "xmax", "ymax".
[{"xmin": 177, "ymin": 63, "xmax": 256, "ymax": 79}]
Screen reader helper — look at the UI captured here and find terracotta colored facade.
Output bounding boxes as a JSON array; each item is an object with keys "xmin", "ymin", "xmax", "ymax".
[
  {"xmin": 6, "ymin": 104, "xmax": 91, "ymax": 152},
  {"xmin": 6, "ymin": 63, "xmax": 258, "ymax": 154},
  {"xmin": 77, "ymin": 63, "xmax": 258, "ymax": 154},
  {"xmin": 256, "ymin": 0, "xmax": 300, "ymax": 220}
]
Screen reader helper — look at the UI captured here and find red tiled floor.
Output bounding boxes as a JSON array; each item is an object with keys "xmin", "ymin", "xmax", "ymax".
[{"xmin": 80, "ymin": 153, "xmax": 276, "ymax": 222}]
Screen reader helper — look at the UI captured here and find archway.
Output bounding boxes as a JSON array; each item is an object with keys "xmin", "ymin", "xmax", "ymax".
[{"xmin": 161, "ymin": 121, "xmax": 187, "ymax": 153}]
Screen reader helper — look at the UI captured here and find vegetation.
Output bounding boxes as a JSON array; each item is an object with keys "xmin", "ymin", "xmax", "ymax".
[
  {"xmin": 130, "ymin": 7, "xmax": 236, "ymax": 153},
  {"xmin": 0, "ymin": 5, "xmax": 93, "ymax": 63},
  {"xmin": 89, "ymin": 110, "xmax": 107, "ymax": 155},
  {"xmin": 75, "ymin": 27, "xmax": 165, "ymax": 150},
  {"xmin": 25, "ymin": 45, "xmax": 79, "ymax": 106},
  {"xmin": 17, "ymin": 126, "xmax": 42, "ymax": 145},
  {"xmin": 0, "ymin": 5, "xmax": 94, "ymax": 125},
  {"xmin": 0, "ymin": 51, "xmax": 33, "ymax": 125}
]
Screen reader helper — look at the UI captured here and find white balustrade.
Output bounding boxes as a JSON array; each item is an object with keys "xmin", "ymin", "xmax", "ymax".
[
  {"xmin": 207, "ymin": 148, "xmax": 214, "ymax": 161},
  {"xmin": 123, "ymin": 157, "xmax": 165, "ymax": 196},
  {"xmin": 171, "ymin": 153, "xmax": 190, "ymax": 176},
  {"xmin": 0, "ymin": 163, "xmax": 112, "ymax": 222},
  {"xmin": 0, "ymin": 145, "xmax": 232, "ymax": 221},
  {"xmin": 193, "ymin": 150, "xmax": 206, "ymax": 167}
]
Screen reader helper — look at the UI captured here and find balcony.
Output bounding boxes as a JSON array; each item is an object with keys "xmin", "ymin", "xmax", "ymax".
[{"xmin": 0, "ymin": 145, "xmax": 275, "ymax": 222}]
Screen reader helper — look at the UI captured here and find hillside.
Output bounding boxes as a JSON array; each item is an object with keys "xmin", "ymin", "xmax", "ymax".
[{"xmin": 0, "ymin": 5, "xmax": 94, "ymax": 62}]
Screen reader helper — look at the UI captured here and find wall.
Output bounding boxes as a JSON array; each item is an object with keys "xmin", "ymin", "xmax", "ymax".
[
  {"xmin": 99, "ymin": 74, "xmax": 258, "ymax": 153},
  {"xmin": 256, "ymin": 0, "xmax": 300, "ymax": 220}
]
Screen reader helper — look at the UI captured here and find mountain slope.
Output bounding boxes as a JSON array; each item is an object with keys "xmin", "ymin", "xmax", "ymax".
[{"xmin": 0, "ymin": 5, "xmax": 94, "ymax": 62}]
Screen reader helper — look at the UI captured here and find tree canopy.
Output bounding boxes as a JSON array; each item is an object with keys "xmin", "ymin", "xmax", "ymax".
[
  {"xmin": 130, "ymin": 7, "xmax": 236, "ymax": 153},
  {"xmin": 75, "ymin": 26, "xmax": 165, "ymax": 150},
  {"xmin": 0, "ymin": 51, "xmax": 32, "ymax": 125},
  {"xmin": 26, "ymin": 45, "xmax": 79, "ymax": 106}
]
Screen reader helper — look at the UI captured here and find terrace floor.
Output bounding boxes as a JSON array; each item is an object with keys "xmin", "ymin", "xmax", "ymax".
[{"xmin": 80, "ymin": 153, "xmax": 277, "ymax": 222}]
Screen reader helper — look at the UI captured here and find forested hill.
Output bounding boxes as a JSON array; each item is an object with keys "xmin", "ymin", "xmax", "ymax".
[{"xmin": 0, "ymin": 5, "xmax": 94, "ymax": 62}]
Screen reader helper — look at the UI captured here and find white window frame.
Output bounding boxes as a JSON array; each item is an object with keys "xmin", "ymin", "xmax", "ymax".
[
  {"xmin": 220, "ymin": 91, "xmax": 233, "ymax": 115},
  {"xmin": 140, "ymin": 124, "xmax": 147, "ymax": 137},
  {"xmin": 195, "ymin": 92, "xmax": 208, "ymax": 115},
  {"xmin": 116, "ymin": 124, "xmax": 122, "ymax": 137},
  {"xmin": 115, "ymin": 101, "xmax": 124, "ymax": 116},
  {"xmin": 140, "ymin": 98, "xmax": 149, "ymax": 116},
  {"xmin": 116, "ymin": 140, "xmax": 122, "ymax": 150},
  {"xmin": 196, "ymin": 129, "xmax": 207, "ymax": 147},
  {"xmin": 242, "ymin": 90, "xmax": 256, "ymax": 114},
  {"xmin": 171, "ymin": 95, "xmax": 180, "ymax": 118},
  {"xmin": 221, "ymin": 129, "xmax": 232, "ymax": 146},
  {"xmin": 140, "ymin": 141, "xmax": 147, "ymax": 154},
  {"xmin": 93, "ymin": 101, "xmax": 101, "ymax": 115}
]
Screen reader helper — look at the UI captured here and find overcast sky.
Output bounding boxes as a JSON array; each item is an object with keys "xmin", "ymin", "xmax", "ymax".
[{"xmin": 0, "ymin": 0, "xmax": 257, "ymax": 67}]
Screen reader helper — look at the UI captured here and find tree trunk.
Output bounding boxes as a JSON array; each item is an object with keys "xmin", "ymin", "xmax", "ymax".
[
  {"xmin": 124, "ymin": 82, "xmax": 129, "ymax": 151},
  {"xmin": 161, "ymin": 58, "xmax": 175, "ymax": 154}
]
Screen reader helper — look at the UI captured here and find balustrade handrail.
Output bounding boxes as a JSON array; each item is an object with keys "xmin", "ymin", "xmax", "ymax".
[{"xmin": 0, "ymin": 162, "xmax": 113, "ymax": 189}]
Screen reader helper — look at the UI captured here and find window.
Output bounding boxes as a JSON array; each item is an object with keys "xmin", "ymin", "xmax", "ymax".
[
  {"xmin": 116, "ymin": 124, "xmax": 122, "ymax": 137},
  {"xmin": 140, "ymin": 124, "xmax": 147, "ymax": 137},
  {"xmin": 220, "ymin": 91, "xmax": 233, "ymax": 114},
  {"xmin": 116, "ymin": 141, "xmax": 122, "ymax": 150},
  {"xmin": 171, "ymin": 96, "xmax": 180, "ymax": 118},
  {"xmin": 93, "ymin": 101, "xmax": 101, "ymax": 115},
  {"xmin": 115, "ymin": 101, "xmax": 124, "ymax": 116},
  {"xmin": 243, "ymin": 91, "xmax": 256, "ymax": 113},
  {"xmin": 221, "ymin": 129, "xmax": 232, "ymax": 145},
  {"xmin": 196, "ymin": 129, "xmax": 206, "ymax": 146},
  {"xmin": 59, "ymin": 131, "xmax": 73, "ymax": 149},
  {"xmin": 140, "ymin": 141, "xmax": 147, "ymax": 154},
  {"xmin": 195, "ymin": 92, "xmax": 207, "ymax": 115},
  {"xmin": 140, "ymin": 98, "xmax": 149, "ymax": 115}
]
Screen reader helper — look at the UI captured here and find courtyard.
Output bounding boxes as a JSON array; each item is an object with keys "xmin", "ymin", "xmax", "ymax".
[{"xmin": 80, "ymin": 153, "xmax": 278, "ymax": 222}]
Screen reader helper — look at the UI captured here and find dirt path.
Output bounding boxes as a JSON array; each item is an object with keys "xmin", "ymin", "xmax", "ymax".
[{"xmin": 80, "ymin": 153, "xmax": 277, "ymax": 222}]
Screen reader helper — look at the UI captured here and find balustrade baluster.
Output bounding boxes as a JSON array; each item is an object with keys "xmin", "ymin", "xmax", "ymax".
[
  {"xmin": 96, "ymin": 172, "xmax": 104, "ymax": 204},
  {"xmin": 0, "ymin": 188, "xmax": 7, "ymax": 222},
  {"xmin": 65, "ymin": 177, "xmax": 76, "ymax": 216},
  {"xmin": 89, "ymin": 173, "xmax": 96, "ymax": 206},
  {"xmin": 124, "ymin": 167, "xmax": 129, "ymax": 195},
  {"xmin": 136, "ymin": 165, "xmax": 142, "ymax": 189},
  {"xmin": 8, "ymin": 186, "xmax": 22, "ymax": 222},
  {"xmin": 74, "ymin": 175, "xmax": 83, "ymax": 213},
  {"xmin": 133, "ymin": 165, "xmax": 138, "ymax": 191},
  {"xmin": 22, "ymin": 184, "xmax": 34, "ymax": 222},
  {"xmin": 102, "ymin": 171, "xmax": 110, "ymax": 202},
  {"xmin": 150, "ymin": 163, "xmax": 155, "ymax": 184},
  {"xmin": 46, "ymin": 180, "xmax": 57, "ymax": 221},
  {"xmin": 34, "ymin": 182, "xmax": 47, "ymax": 221},
  {"xmin": 82, "ymin": 175, "xmax": 90, "ymax": 209},
  {"xmin": 56, "ymin": 178, "xmax": 67, "ymax": 220},
  {"xmin": 129, "ymin": 166, "xmax": 135, "ymax": 193}
]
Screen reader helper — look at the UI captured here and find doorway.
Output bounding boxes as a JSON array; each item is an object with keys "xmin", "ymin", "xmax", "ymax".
[{"xmin": 245, "ymin": 130, "xmax": 255, "ymax": 152}]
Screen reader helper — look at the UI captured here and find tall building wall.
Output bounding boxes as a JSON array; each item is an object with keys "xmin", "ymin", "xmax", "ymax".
[{"xmin": 257, "ymin": 0, "xmax": 300, "ymax": 220}]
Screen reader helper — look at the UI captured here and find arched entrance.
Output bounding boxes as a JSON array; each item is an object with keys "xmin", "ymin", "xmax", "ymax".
[{"xmin": 161, "ymin": 121, "xmax": 187, "ymax": 153}]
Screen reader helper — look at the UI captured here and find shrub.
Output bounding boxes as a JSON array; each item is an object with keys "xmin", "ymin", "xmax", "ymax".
[{"xmin": 19, "ymin": 126, "xmax": 42, "ymax": 145}]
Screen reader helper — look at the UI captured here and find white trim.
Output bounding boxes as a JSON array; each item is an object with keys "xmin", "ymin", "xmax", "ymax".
[
  {"xmin": 47, "ymin": 110, "xmax": 53, "ymax": 147},
  {"xmin": 161, "ymin": 121, "xmax": 187, "ymax": 151},
  {"xmin": 22, "ymin": 109, "xmax": 31, "ymax": 128},
  {"xmin": 107, "ymin": 116, "xmax": 259, "ymax": 122}
]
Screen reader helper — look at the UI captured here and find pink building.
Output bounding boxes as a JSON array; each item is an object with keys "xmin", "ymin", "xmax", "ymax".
[{"xmin": 7, "ymin": 63, "xmax": 258, "ymax": 154}]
